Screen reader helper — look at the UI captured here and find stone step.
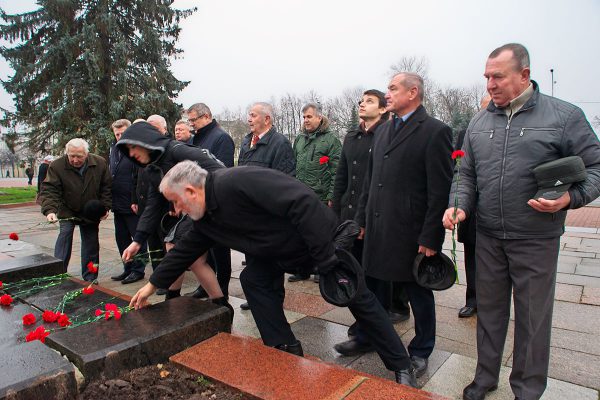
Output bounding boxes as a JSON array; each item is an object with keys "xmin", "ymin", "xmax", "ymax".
[{"xmin": 170, "ymin": 332, "xmax": 448, "ymax": 400}]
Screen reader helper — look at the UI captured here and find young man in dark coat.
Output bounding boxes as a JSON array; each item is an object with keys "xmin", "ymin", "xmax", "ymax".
[
  {"xmin": 336, "ymin": 73, "xmax": 454, "ymax": 380},
  {"xmin": 129, "ymin": 161, "xmax": 419, "ymax": 387},
  {"xmin": 109, "ymin": 119, "xmax": 147, "ymax": 284},
  {"xmin": 116, "ymin": 121, "xmax": 226, "ymax": 301}
]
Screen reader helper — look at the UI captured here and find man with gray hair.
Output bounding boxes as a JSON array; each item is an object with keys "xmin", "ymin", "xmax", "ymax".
[
  {"xmin": 130, "ymin": 161, "xmax": 417, "ymax": 387},
  {"xmin": 443, "ymin": 43, "xmax": 600, "ymax": 400},
  {"xmin": 147, "ymin": 114, "xmax": 169, "ymax": 136},
  {"xmin": 289, "ymin": 102, "xmax": 341, "ymax": 283},
  {"xmin": 237, "ymin": 101, "xmax": 295, "ymax": 310},
  {"xmin": 174, "ymin": 120, "xmax": 193, "ymax": 144},
  {"xmin": 40, "ymin": 138, "xmax": 112, "ymax": 281}
]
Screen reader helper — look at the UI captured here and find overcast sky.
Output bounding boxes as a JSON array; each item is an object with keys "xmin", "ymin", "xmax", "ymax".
[{"xmin": 1, "ymin": 0, "xmax": 599, "ymax": 128}]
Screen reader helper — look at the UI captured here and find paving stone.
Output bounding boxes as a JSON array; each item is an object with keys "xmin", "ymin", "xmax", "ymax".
[
  {"xmin": 581, "ymin": 286, "xmax": 600, "ymax": 305},
  {"xmin": 46, "ymin": 296, "xmax": 231, "ymax": 382},
  {"xmin": 556, "ymin": 272, "xmax": 600, "ymax": 288},
  {"xmin": 433, "ymin": 284, "xmax": 467, "ymax": 310},
  {"xmin": 551, "ymin": 300, "xmax": 600, "ymax": 334},
  {"xmin": 565, "ymin": 227, "xmax": 598, "ymax": 234},
  {"xmin": 229, "ymin": 296, "xmax": 305, "ymax": 339},
  {"xmin": 290, "ymin": 316, "xmax": 361, "ymax": 367},
  {"xmin": 547, "ymin": 347, "xmax": 600, "ymax": 391},
  {"xmin": 282, "ymin": 290, "xmax": 335, "ymax": 317},
  {"xmin": 0, "ymin": 302, "xmax": 77, "ymax": 400},
  {"xmin": 575, "ymin": 264, "xmax": 600, "ymax": 277},
  {"xmin": 554, "ymin": 283, "xmax": 582, "ymax": 303},
  {"xmin": 319, "ymin": 305, "xmax": 356, "ymax": 327},
  {"xmin": 556, "ymin": 263, "xmax": 576, "ymax": 274},
  {"xmin": 558, "ymin": 250, "xmax": 596, "ymax": 258},
  {"xmin": 348, "ymin": 348, "xmax": 452, "ymax": 389},
  {"xmin": 579, "ymin": 258, "xmax": 600, "ymax": 267},
  {"xmin": 551, "ymin": 328, "xmax": 600, "ymax": 356},
  {"xmin": 424, "ymin": 353, "xmax": 598, "ymax": 400},
  {"xmin": 345, "ymin": 376, "xmax": 449, "ymax": 400},
  {"xmin": 560, "ymin": 236, "xmax": 582, "ymax": 247},
  {"xmin": 0, "ymin": 252, "xmax": 64, "ymax": 283}
]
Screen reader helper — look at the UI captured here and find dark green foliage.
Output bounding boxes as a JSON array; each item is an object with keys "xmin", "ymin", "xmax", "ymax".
[
  {"xmin": 0, "ymin": 0, "xmax": 195, "ymax": 154},
  {"xmin": 346, "ymin": 107, "xmax": 359, "ymax": 132}
]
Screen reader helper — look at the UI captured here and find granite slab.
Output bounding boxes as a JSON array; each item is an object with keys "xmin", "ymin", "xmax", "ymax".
[
  {"xmin": 46, "ymin": 296, "xmax": 231, "ymax": 382},
  {"xmin": 0, "ymin": 253, "xmax": 64, "ymax": 283}
]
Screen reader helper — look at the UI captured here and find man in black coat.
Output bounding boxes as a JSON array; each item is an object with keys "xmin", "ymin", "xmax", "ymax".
[
  {"xmin": 338, "ymin": 73, "xmax": 453, "ymax": 379},
  {"xmin": 116, "ymin": 121, "xmax": 226, "ymax": 301},
  {"xmin": 109, "ymin": 119, "xmax": 146, "ymax": 284},
  {"xmin": 129, "ymin": 161, "xmax": 418, "ymax": 387},
  {"xmin": 37, "ymin": 155, "xmax": 53, "ymax": 193},
  {"xmin": 188, "ymin": 102, "xmax": 236, "ymax": 299}
]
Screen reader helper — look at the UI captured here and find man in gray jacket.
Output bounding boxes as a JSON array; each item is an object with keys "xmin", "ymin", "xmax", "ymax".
[{"xmin": 443, "ymin": 43, "xmax": 600, "ymax": 400}]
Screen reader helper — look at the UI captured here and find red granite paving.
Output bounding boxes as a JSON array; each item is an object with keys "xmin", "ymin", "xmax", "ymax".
[
  {"xmin": 282, "ymin": 290, "xmax": 336, "ymax": 317},
  {"xmin": 566, "ymin": 207, "xmax": 600, "ymax": 228},
  {"xmin": 171, "ymin": 332, "xmax": 449, "ymax": 400}
]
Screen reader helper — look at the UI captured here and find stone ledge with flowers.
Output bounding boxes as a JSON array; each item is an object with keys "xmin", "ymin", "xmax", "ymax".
[{"xmin": 0, "ymin": 237, "xmax": 232, "ymax": 399}]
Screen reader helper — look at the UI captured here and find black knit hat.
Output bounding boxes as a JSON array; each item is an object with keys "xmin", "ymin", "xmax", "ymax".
[{"xmin": 319, "ymin": 248, "xmax": 364, "ymax": 307}]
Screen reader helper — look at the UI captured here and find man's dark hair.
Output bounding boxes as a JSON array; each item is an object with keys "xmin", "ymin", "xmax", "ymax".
[
  {"xmin": 489, "ymin": 43, "xmax": 530, "ymax": 71},
  {"xmin": 363, "ymin": 89, "xmax": 386, "ymax": 108}
]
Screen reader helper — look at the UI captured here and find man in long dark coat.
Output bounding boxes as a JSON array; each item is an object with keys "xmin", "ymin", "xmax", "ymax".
[{"xmin": 335, "ymin": 72, "xmax": 453, "ymax": 380}]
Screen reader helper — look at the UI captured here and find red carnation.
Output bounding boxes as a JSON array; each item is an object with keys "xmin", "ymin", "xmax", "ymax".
[
  {"xmin": 113, "ymin": 310, "xmax": 122, "ymax": 320},
  {"xmin": 105, "ymin": 303, "xmax": 118, "ymax": 312},
  {"xmin": 26, "ymin": 326, "xmax": 50, "ymax": 343},
  {"xmin": 319, "ymin": 156, "xmax": 330, "ymax": 165},
  {"xmin": 0, "ymin": 294, "xmax": 13, "ymax": 306},
  {"xmin": 57, "ymin": 314, "xmax": 71, "ymax": 327},
  {"xmin": 9, "ymin": 232, "xmax": 19, "ymax": 241},
  {"xmin": 95, "ymin": 309, "xmax": 103, "ymax": 317},
  {"xmin": 82, "ymin": 286, "xmax": 95, "ymax": 295},
  {"xmin": 42, "ymin": 310, "xmax": 58, "ymax": 323},
  {"xmin": 22, "ymin": 313, "xmax": 36, "ymax": 326},
  {"xmin": 451, "ymin": 150, "xmax": 465, "ymax": 160},
  {"xmin": 105, "ymin": 311, "xmax": 111, "ymax": 320},
  {"xmin": 0, "ymin": 281, "xmax": 3, "ymax": 289},
  {"xmin": 87, "ymin": 261, "xmax": 98, "ymax": 274}
]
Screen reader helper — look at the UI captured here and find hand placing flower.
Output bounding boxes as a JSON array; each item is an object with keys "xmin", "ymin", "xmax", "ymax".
[
  {"xmin": 22, "ymin": 313, "xmax": 36, "ymax": 326},
  {"xmin": 0, "ymin": 294, "xmax": 13, "ymax": 306}
]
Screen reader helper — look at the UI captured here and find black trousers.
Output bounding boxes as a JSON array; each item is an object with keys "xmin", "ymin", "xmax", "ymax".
[
  {"xmin": 114, "ymin": 212, "xmax": 146, "ymax": 275},
  {"xmin": 463, "ymin": 241, "xmax": 477, "ymax": 307},
  {"xmin": 356, "ymin": 277, "xmax": 435, "ymax": 359},
  {"xmin": 240, "ymin": 255, "xmax": 411, "ymax": 371},
  {"xmin": 147, "ymin": 231, "xmax": 165, "ymax": 271},
  {"xmin": 207, "ymin": 245, "xmax": 232, "ymax": 297}
]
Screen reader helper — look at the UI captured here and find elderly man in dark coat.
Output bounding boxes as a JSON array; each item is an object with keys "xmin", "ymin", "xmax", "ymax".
[
  {"xmin": 130, "ymin": 161, "xmax": 419, "ymax": 387},
  {"xmin": 334, "ymin": 72, "xmax": 453, "ymax": 380}
]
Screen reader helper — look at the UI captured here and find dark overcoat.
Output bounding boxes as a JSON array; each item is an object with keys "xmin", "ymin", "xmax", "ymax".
[{"xmin": 355, "ymin": 105, "xmax": 453, "ymax": 281}]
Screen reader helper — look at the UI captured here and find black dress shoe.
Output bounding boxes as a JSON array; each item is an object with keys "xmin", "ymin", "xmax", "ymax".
[
  {"xmin": 395, "ymin": 367, "xmax": 417, "ymax": 388},
  {"xmin": 156, "ymin": 288, "xmax": 168, "ymax": 296},
  {"xmin": 186, "ymin": 286, "xmax": 208, "ymax": 299},
  {"xmin": 240, "ymin": 302, "xmax": 250, "ymax": 310},
  {"xmin": 459, "ymin": 306, "xmax": 477, "ymax": 318},
  {"xmin": 410, "ymin": 355, "xmax": 428, "ymax": 378},
  {"xmin": 334, "ymin": 339, "xmax": 374, "ymax": 356},
  {"xmin": 274, "ymin": 340, "xmax": 304, "ymax": 356},
  {"xmin": 121, "ymin": 272, "xmax": 144, "ymax": 284},
  {"xmin": 388, "ymin": 311, "xmax": 410, "ymax": 323},
  {"xmin": 347, "ymin": 322, "xmax": 359, "ymax": 338},
  {"xmin": 111, "ymin": 272, "xmax": 129, "ymax": 281},
  {"xmin": 463, "ymin": 381, "xmax": 498, "ymax": 400},
  {"xmin": 288, "ymin": 273, "xmax": 310, "ymax": 282}
]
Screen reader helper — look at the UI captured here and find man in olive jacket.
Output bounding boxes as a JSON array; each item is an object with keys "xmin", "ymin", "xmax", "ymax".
[
  {"xmin": 40, "ymin": 138, "xmax": 112, "ymax": 281},
  {"xmin": 290, "ymin": 102, "xmax": 341, "ymax": 282}
]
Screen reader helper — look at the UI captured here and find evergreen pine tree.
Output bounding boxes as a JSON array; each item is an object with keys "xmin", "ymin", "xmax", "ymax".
[
  {"xmin": 0, "ymin": 1, "xmax": 195, "ymax": 153},
  {"xmin": 346, "ymin": 106, "xmax": 359, "ymax": 132}
]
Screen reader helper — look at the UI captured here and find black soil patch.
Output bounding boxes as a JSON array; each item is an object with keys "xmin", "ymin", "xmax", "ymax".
[{"xmin": 78, "ymin": 362, "xmax": 253, "ymax": 400}]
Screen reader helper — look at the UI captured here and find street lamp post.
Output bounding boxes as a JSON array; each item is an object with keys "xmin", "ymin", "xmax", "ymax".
[{"xmin": 550, "ymin": 68, "xmax": 555, "ymax": 97}]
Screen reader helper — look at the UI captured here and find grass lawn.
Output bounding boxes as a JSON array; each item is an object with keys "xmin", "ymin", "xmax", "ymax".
[{"xmin": 0, "ymin": 187, "xmax": 37, "ymax": 204}]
